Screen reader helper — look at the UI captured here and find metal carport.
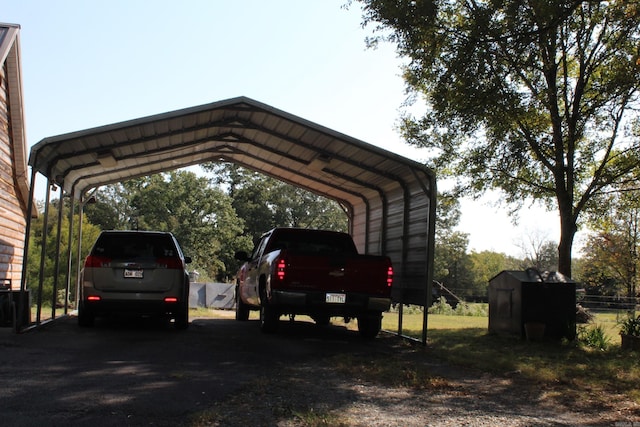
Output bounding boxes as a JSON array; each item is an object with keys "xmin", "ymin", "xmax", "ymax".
[{"xmin": 23, "ymin": 96, "xmax": 436, "ymax": 341}]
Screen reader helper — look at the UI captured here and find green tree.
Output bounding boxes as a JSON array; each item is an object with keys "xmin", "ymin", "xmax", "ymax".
[
  {"xmin": 469, "ymin": 250, "xmax": 521, "ymax": 296},
  {"xmin": 123, "ymin": 171, "xmax": 250, "ymax": 281},
  {"xmin": 27, "ymin": 202, "xmax": 101, "ymax": 308},
  {"xmin": 434, "ymin": 231, "xmax": 474, "ymax": 297},
  {"xmin": 432, "ymin": 193, "xmax": 475, "ymax": 297},
  {"xmin": 580, "ymin": 232, "xmax": 630, "ymax": 297},
  {"xmin": 208, "ymin": 164, "xmax": 276, "ymax": 238},
  {"xmin": 353, "ymin": 0, "xmax": 640, "ymax": 276},
  {"xmin": 204, "ymin": 163, "xmax": 348, "ymax": 239},
  {"xmin": 516, "ymin": 232, "xmax": 559, "ymax": 272},
  {"xmin": 580, "ymin": 189, "xmax": 640, "ymax": 297},
  {"xmin": 83, "ymin": 184, "xmax": 133, "ymax": 230},
  {"xmin": 270, "ymin": 184, "xmax": 348, "ymax": 231}
]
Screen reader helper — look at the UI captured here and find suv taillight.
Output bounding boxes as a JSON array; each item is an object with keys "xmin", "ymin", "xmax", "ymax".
[
  {"xmin": 386, "ymin": 265, "xmax": 393, "ymax": 287},
  {"xmin": 156, "ymin": 257, "xmax": 184, "ymax": 269},
  {"xmin": 84, "ymin": 255, "xmax": 111, "ymax": 268}
]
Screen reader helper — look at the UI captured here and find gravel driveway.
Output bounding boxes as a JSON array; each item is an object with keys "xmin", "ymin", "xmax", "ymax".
[{"xmin": 0, "ymin": 313, "xmax": 636, "ymax": 426}]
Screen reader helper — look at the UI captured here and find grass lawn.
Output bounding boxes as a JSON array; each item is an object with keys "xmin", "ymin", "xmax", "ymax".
[
  {"xmin": 380, "ymin": 309, "xmax": 640, "ymax": 405},
  {"xmin": 186, "ymin": 307, "xmax": 640, "ymax": 416}
]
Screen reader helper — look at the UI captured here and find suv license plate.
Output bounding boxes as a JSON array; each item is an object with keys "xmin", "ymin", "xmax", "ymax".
[
  {"xmin": 124, "ymin": 269, "xmax": 143, "ymax": 279},
  {"xmin": 326, "ymin": 293, "xmax": 346, "ymax": 304}
]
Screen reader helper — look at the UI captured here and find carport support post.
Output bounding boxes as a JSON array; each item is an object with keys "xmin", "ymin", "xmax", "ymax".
[
  {"xmin": 63, "ymin": 190, "xmax": 75, "ymax": 315},
  {"xmin": 18, "ymin": 167, "xmax": 38, "ymax": 332},
  {"xmin": 51, "ymin": 185, "xmax": 64, "ymax": 318},
  {"xmin": 422, "ymin": 174, "xmax": 437, "ymax": 345},
  {"xmin": 35, "ymin": 179, "xmax": 52, "ymax": 324},
  {"xmin": 74, "ymin": 196, "xmax": 85, "ymax": 306},
  {"xmin": 74, "ymin": 190, "xmax": 96, "ymax": 305}
]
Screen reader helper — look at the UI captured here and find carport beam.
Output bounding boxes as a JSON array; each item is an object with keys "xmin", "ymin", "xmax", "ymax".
[
  {"xmin": 35, "ymin": 178, "xmax": 53, "ymax": 324},
  {"xmin": 64, "ymin": 190, "xmax": 75, "ymax": 315},
  {"xmin": 51, "ymin": 185, "xmax": 64, "ymax": 318}
]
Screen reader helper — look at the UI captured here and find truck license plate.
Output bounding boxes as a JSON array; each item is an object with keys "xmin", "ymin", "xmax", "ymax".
[
  {"xmin": 124, "ymin": 269, "xmax": 143, "ymax": 279},
  {"xmin": 325, "ymin": 293, "xmax": 346, "ymax": 304}
]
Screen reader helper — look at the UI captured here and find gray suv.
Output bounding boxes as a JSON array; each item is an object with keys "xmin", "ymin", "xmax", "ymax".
[{"xmin": 78, "ymin": 230, "xmax": 191, "ymax": 329}]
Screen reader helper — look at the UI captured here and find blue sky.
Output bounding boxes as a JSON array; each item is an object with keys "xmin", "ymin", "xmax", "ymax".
[{"xmin": 2, "ymin": 0, "xmax": 565, "ymax": 256}]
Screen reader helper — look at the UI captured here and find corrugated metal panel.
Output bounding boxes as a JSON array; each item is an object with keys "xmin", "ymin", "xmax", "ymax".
[{"xmin": 29, "ymin": 97, "xmax": 436, "ymax": 305}]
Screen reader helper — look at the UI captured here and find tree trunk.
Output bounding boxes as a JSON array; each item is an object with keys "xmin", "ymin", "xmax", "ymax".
[{"xmin": 557, "ymin": 210, "xmax": 576, "ymax": 277}]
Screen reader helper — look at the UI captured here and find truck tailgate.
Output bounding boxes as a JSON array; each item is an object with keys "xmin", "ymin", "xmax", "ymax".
[{"xmin": 280, "ymin": 253, "xmax": 391, "ymax": 296}]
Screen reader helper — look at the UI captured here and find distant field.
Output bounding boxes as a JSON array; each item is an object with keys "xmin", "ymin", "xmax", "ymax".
[
  {"xmin": 188, "ymin": 306, "xmax": 627, "ymax": 342},
  {"xmin": 35, "ymin": 305, "xmax": 628, "ymax": 343},
  {"xmin": 382, "ymin": 311, "xmax": 487, "ymax": 334},
  {"xmin": 382, "ymin": 310, "xmax": 625, "ymax": 342}
]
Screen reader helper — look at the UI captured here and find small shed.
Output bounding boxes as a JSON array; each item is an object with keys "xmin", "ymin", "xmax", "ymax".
[{"xmin": 489, "ymin": 269, "xmax": 576, "ymax": 340}]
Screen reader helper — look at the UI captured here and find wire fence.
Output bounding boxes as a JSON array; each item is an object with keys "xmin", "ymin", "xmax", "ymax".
[
  {"xmin": 440, "ymin": 285, "xmax": 639, "ymax": 316},
  {"xmin": 577, "ymin": 293, "xmax": 639, "ymax": 314}
]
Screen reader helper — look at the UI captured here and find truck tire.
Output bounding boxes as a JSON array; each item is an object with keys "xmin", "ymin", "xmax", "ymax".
[
  {"xmin": 259, "ymin": 288, "xmax": 279, "ymax": 333},
  {"xmin": 235, "ymin": 286, "xmax": 250, "ymax": 321},
  {"xmin": 357, "ymin": 313, "xmax": 382, "ymax": 339}
]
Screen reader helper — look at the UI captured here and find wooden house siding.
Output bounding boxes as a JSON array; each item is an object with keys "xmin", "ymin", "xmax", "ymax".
[{"xmin": 0, "ymin": 58, "xmax": 27, "ymax": 289}]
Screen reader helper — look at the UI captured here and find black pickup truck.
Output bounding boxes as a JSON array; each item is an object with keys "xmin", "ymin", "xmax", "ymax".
[{"xmin": 234, "ymin": 227, "xmax": 393, "ymax": 338}]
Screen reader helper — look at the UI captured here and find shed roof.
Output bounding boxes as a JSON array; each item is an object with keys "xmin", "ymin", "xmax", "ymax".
[{"xmin": 29, "ymin": 96, "xmax": 436, "ymax": 304}]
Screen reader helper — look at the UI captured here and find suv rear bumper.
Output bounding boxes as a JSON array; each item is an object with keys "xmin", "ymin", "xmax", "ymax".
[{"xmin": 81, "ymin": 298, "xmax": 186, "ymax": 316}]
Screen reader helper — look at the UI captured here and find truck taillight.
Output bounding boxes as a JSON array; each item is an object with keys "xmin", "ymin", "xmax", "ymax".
[
  {"xmin": 386, "ymin": 266, "xmax": 393, "ymax": 287},
  {"xmin": 276, "ymin": 258, "xmax": 286, "ymax": 280}
]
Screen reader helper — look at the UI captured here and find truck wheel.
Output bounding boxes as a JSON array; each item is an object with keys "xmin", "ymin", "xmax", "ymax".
[
  {"xmin": 235, "ymin": 286, "xmax": 250, "ymax": 321},
  {"xmin": 357, "ymin": 314, "xmax": 382, "ymax": 339},
  {"xmin": 259, "ymin": 289, "xmax": 279, "ymax": 333}
]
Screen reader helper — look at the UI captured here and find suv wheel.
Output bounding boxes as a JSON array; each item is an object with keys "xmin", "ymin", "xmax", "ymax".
[
  {"xmin": 78, "ymin": 303, "xmax": 95, "ymax": 327},
  {"xmin": 174, "ymin": 303, "xmax": 189, "ymax": 330}
]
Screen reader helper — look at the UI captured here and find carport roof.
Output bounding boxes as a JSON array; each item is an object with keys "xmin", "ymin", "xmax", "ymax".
[
  {"xmin": 29, "ymin": 96, "xmax": 434, "ymax": 205},
  {"xmin": 28, "ymin": 96, "xmax": 436, "ymax": 306}
]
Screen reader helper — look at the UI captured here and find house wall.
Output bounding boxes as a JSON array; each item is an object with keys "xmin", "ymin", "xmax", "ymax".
[{"xmin": 0, "ymin": 61, "xmax": 27, "ymax": 289}]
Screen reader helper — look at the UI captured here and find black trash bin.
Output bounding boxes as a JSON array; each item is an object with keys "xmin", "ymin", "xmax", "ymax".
[
  {"xmin": 489, "ymin": 269, "xmax": 576, "ymax": 340},
  {"xmin": 0, "ymin": 289, "xmax": 31, "ymax": 329}
]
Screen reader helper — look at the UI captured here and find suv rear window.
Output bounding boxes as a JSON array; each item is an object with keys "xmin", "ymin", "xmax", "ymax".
[{"xmin": 92, "ymin": 233, "xmax": 177, "ymax": 259}]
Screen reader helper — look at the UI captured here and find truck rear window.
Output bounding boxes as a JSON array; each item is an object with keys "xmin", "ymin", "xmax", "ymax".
[{"xmin": 267, "ymin": 231, "xmax": 357, "ymax": 255}]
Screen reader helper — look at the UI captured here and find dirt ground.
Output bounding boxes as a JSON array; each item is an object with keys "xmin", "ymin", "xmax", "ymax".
[{"xmin": 0, "ymin": 313, "xmax": 637, "ymax": 426}]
